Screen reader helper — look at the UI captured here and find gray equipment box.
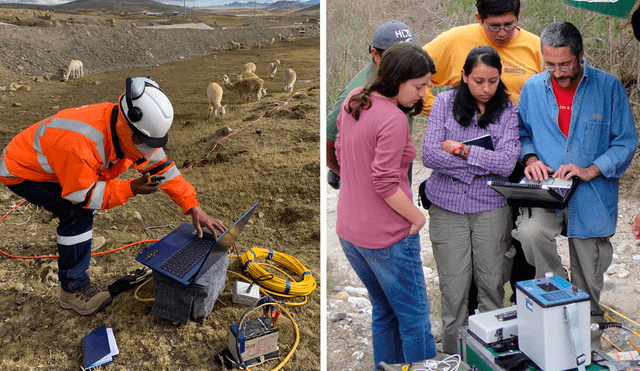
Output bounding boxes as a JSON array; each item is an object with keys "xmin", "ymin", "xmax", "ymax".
[{"xmin": 151, "ymin": 253, "xmax": 228, "ymax": 324}]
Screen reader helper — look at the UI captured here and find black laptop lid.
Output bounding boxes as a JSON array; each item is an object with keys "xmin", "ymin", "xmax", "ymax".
[{"xmin": 488, "ymin": 177, "xmax": 578, "ymax": 209}]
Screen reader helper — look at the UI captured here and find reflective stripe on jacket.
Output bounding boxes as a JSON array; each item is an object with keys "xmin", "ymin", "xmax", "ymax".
[{"xmin": 0, "ymin": 102, "xmax": 198, "ymax": 213}]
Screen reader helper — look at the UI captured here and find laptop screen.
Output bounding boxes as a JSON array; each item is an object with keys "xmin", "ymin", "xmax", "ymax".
[{"xmin": 192, "ymin": 202, "xmax": 258, "ymax": 283}]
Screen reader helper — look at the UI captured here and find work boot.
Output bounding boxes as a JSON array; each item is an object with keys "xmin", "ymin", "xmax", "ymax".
[{"xmin": 60, "ymin": 284, "xmax": 112, "ymax": 315}]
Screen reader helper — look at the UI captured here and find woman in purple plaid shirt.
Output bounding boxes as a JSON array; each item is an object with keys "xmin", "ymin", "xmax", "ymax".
[{"xmin": 421, "ymin": 46, "xmax": 521, "ymax": 354}]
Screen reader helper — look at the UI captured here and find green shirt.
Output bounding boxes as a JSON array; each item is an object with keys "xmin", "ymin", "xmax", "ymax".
[{"xmin": 327, "ymin": 62, "xmax": 376, "ymax": 141}]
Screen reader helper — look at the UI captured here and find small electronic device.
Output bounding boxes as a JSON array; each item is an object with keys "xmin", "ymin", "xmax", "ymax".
[
  {"xmin": 228, "ymin": 317, "xmax": 279, "ymax": 365},
  {"xmin": 516, "ymin": 274, "xmax": 591, "ymax": 371},
  {"xmin": 232, "ymin": 281, "xmax": 260, "ymax": 306},
  {"xmin": 146, "ymin": 175, "xmax": 165, "ymax": 186},
  {"xmin": 468, "ymin": 306, "xmax": 518, "ymax": 346}
]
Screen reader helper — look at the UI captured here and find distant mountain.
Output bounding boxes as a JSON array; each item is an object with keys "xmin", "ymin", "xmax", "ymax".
[
  {"xmin": 220, "ymin": 1, "xmax": 269, "ymax": 7},
  {"xmin": 210, "ymin": 0, "xmax": 318, "ymax": 8},
  {"xmin": 0, "ymin": 0, "xmax": 188, "ymax": 13},
  {"xmin": 51, "ymin": 0, "xmax": 182, "ymax": 12}
]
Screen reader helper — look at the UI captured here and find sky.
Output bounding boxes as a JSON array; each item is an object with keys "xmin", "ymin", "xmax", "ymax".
[{"xmin": 0, "ymin": 0, "xmax": 282, "ymax": 7}]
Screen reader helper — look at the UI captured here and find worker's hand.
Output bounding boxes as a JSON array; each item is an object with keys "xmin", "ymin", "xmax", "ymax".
[
  {"xmin": 441, "ymin": 139, "xmax": 461, "ymax": 154},
  {"xmin": 130, "ymin": 173, "xmax": 161, "ymax": 195},
  {"xmin": 187, "ymin": 205, "xmax": 226, "ymax": 238},
  {"xmin": 523, "ymin": 157, "xmax": 553, "ymax": 181},
  {"xmin": 554, "ymin": 163, "xmax": 600, "ymax": 182},
  {"xmin": 632, "ymin": 212, "xmax": 640, "ymax": 240}
]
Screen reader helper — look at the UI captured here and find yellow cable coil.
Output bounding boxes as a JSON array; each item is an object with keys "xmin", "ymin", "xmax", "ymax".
[{"xmin": 241, "ymin": 247, "xmax": 316, "ymax": 297}]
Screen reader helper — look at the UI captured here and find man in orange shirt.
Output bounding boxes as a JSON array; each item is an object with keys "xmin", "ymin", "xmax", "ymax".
[{"xmin": 0, "ymin": 77, "xmax": 225, "ymax": 316}]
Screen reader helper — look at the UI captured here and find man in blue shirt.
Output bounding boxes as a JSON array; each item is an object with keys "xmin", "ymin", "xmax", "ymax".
[{"xmin": 514, "ymin": 21, "xmax": 638, "ymax": 350}]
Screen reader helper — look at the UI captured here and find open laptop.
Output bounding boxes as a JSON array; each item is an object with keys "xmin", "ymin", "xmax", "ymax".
[
  {"xmin": 488, "ymin": 177, "xmax": 578, "ymax": 209},
  {"xmin": 136, "ymin": 202, "xmax": 258, "ymax": 286}
]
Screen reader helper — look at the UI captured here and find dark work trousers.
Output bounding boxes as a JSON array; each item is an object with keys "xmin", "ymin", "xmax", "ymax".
[{"xmin": 7, "ymin": 180, "xmax": 94, "ymax": 293}]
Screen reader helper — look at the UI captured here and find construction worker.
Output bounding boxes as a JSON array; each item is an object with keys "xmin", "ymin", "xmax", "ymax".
[{"xmin": 0, "ymin": 77, "xmax": 226, "ymax": 316}]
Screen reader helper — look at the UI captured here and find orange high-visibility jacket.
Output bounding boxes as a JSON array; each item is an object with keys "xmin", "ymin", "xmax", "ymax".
[{"xmin": 0, "ymin": 102, "xmax": 199, "ymax": 213}]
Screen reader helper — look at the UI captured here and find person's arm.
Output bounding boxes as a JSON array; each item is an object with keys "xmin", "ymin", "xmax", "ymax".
[
  {"xmin": 517, "ymin": 84, "xmax": 554, "ymax": 181},
  {"xmin": 384, "ymin": 187, "xmax": 426, "ymax": 234},
  {"xmin": 587, "ymin": 80, "xmax": 638, "ymax": 179},
  {"xmin": 421, "ymin": 92, "xmax": 474, "ymax": 184},
  {"xmin": 444, "ymin": 105, "xmax": 522, "ymax": 178},
  {"xmin": 326, "ymin": 139, "xmax": 339, "ymax": 175},
  {"xmin": 632, "ymin": 212, "xmax": 640, "ymax": 239}
]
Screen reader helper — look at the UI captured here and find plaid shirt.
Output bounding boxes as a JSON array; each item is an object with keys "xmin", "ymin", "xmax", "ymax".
[{"xmin": 421, "ymin": 89, "xmax": 520, "ymax": 214}]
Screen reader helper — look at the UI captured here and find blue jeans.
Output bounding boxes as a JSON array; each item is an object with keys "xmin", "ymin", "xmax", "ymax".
[
  {"xmin": 7, "ymin": 180, "xmax": 94, "ymax": 292},
  {"xmin": 340, "ymin": 234, "xmax": 436, "ymax": 365}
]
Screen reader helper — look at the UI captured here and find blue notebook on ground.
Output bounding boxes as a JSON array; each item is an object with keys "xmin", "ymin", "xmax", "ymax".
[
  {"xmin": 82, "ymin": 325, "xmax": 119, "ymax": 370},
  {"xmin": 136, "ymin": 202, "xmax": 257, "ymax": 286}
]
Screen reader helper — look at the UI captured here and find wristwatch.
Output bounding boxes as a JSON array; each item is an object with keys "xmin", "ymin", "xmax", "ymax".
[{"xmin": 522, "ymin": 153, "xmax": 537, "ymax": 166}]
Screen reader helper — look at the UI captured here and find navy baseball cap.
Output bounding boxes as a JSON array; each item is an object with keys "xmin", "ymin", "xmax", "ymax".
[{"xmin": 371, "ymin": 21, "xmax": 416, "ymax": 51}]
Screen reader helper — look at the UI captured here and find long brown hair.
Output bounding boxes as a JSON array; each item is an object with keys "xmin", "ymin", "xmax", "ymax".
[{"xmin": 345, "ymin": 43, "xmax": 436, "ymax": 120}]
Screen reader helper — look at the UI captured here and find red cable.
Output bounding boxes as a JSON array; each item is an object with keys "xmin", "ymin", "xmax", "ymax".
[
  {"xmin": 0, "ymin": 199, "xmax": 26, "ymax": 224},
  {"xmin": 183, "ymin": 92, "xmax": 299, "ymax": 172}
]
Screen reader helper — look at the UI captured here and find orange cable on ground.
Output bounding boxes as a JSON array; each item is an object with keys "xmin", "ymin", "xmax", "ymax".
[
  {"xmin": 0, "ymin": 199, "xmax": 26, "ymax": 223},
  {"xmin": 0, "ymin": 239, "xmax": 160, "ymax": 260}
]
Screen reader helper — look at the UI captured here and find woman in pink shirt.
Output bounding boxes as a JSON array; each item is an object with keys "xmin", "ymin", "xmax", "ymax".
[{"xmin": 335, "ymin": 43, "xmax": 437, "ymax": 365}]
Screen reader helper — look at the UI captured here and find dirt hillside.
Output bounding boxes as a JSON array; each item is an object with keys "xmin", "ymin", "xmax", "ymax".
[{"xmin": 0, "ymin": 7, "xmax": 320, "ymax": 371}]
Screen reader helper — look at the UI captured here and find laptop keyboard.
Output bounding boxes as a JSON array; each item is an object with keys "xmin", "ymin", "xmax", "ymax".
[{"xmin": 160, "ymin": 237, "xmax": 213, "ymax": 278}]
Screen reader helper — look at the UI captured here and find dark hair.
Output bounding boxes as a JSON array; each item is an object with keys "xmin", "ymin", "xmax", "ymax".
[
  {"xmin": 540, "ymin": 21, "xmax": 583, "ymax": 58},
  {"xmin": 476, "ymin": 0, "xmax": 520, "ymax": 20},
  {"xmin": 452, "ymin": 46, "xmax": 510, "ymax": 129},
  {"xmin": 346, "ymin": 43, "xmax": 436, "ymax": 120}
]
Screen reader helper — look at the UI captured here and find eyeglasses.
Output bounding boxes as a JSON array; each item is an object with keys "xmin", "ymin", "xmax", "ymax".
[
  {"xmin": 484, "ymin": 21, "xmax": 518, "ymax": 33},
  {"xmin": 544, "ymin": 58, "xmax": 577, "ymax": 72}
]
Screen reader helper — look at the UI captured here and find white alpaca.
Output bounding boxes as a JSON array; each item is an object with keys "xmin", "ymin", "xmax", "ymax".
[
  {"xmin": 283, "ymin": 68, "xmax": 296, "ymax": 93},
  {"xmin": 63, "ymin": 60, "xmax": 83, "ymax": 81},
  {"xmin": 221, "ymin": 74, "xmax": 265, "ymax": 102},
  {"xmin": 207, "ymin": 82, "xmax": 226, "ymax": 118},
  {"xmin": 242, "ymin": 62, "xmax": 256, "ymax": 74},
  {"xmin": 240, "ymin": 71, "xmax": 259, "ymax": 80},
  {"xmin": 267, "ymin": 60, "xmax": 280, "ymax": 81}
]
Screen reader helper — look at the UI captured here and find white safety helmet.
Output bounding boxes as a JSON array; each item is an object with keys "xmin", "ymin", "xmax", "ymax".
[{"xmin": 119, "ymin": 77, "xmax": 173, "ymax": 148}]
